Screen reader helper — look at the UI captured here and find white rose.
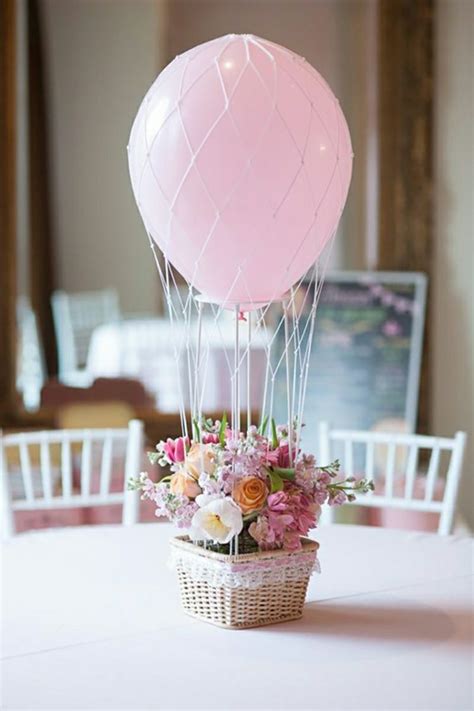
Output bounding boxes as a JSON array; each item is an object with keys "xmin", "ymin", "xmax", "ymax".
[{"xmin": 190, "ymin": 497, "xmax": 243, "ymax": 544}]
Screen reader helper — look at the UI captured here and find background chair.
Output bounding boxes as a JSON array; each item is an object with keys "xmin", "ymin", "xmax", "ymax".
[
  {"xmin": 16, "ymin": 296, "xmax": 46, "ymax": 411},
  {"xmin": 318, "ymin": 422, "xmax": 467, "ymax": 535},
  {"xmin": 51, "ymin": 288, "xmax": 121, "ymax": 385},
  {"xmin": 1, "ymin": 419, "xmax": 144, "ymax": 539},
  {"xmin": 40, "ymin": 377, "xmax": 154, "ymax": 410}
]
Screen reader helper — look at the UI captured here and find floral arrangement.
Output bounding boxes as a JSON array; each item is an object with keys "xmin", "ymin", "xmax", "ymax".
[{"xmin": 129, "ymin": 416, "xmax": 373, "ymax": 553}]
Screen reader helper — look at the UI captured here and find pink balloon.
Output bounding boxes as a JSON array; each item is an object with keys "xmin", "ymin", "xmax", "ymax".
[{"xmin": 128, "ymin": 34, "xmax": 352, "ymax": 309}]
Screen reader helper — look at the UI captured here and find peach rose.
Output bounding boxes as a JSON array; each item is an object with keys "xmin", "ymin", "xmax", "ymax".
[
  {"xmin": 169, "ymin": 471, "xmax": 201, "ymax": 499},
  {"xmin": 232, "ymin": 476, "xmax": 268, "ymax": 514},
  {"xmin": 184, "ymin": 443, "xmax": 216, "ymax": 480}
]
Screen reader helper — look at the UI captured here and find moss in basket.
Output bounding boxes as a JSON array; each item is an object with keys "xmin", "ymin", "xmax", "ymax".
[{"xmin": 196, "ymin": 526, "xmax": 259, "ymax": 555}]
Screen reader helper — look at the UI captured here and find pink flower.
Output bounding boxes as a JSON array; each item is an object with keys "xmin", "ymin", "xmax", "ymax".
[
  {"xmin": 329, "ymin": 490, "xmax": 347, "ymax": 506},
  {"xmin": 266, "ymin": 492, "xmax": 295, "ymax": 540},
  {"xmin": 283, "ymin": 531, "xmax": 302, "ymax": 551},
  {"xmin": 268, "ymin": 487, "xmax": 319, "ymax": 541},
  {"xmin": 267, "ymin": 491, "xmax": 289, "ymax": 512},
  {"xmin": 248, "ymin": 516, "xmax": 278, "ymax": 549},
  {"xmin": 140, "ymin": 476, "xmax": 159, "ymax": 502},
  {"xmin": 202, "ymin": 433, "xmax": 220, "ymax": 444},
  {"xmin": 292, "ymin": 498, "xmax": 319, "ymax": 534},
  {"xmin": 163, "ymin": 437, "xmax": 187, "ymax": 463},
  {"xmin": 267, "ymin": 512, "xmax": 294, "ymax": 537},
  {"xmin": 266, "ymin": 444, "xmax": 291, "ymax": 468}
]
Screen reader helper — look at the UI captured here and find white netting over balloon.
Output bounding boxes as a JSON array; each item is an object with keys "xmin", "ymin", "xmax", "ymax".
[
  {"xmin": 145, "ymin": 250, "xmax": 334, "ymax": 451},
  {"xmin": 128, "ymin": 33, "xmax": 352, "ymax": 448}
]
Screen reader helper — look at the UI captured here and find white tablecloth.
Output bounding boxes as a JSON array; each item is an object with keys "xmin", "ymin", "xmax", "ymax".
[
  {"xmin": 86, "ymin": 318, "xmax": 267, "ymax": 412},
  {"xmin": 2, "ymin": 524, "xmax": 473, "ymax": 710}
]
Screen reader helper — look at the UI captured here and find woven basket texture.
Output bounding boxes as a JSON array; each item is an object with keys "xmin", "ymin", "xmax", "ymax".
[{"xmin": 171, "ymin": 536, "xmax": 318, "ymax": 629}]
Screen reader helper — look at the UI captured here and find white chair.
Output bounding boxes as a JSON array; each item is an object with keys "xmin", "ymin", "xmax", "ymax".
[
  {"xmin": 318, "ymin": 422, "xmax": 467, "ymax": 535},
  {"xmin": 1, "ymin": 419, "xmax": 144, "ymax": 539},
  {"xmin": 51, "ymin": 288, "xmax": 121, "ymax": 385},
  {"xmin": 16, "ymin": 296, "xmax": 46, "ymax": 411}
]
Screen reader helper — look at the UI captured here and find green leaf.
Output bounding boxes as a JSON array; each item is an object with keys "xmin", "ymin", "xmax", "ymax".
[
  {"xmin": 258, "ymin": 414, "xmax": 269, "ymax": 436},
  {"xmin": 219, "ymin": 412, "xmax": 227, "ymax": 447},
  {"xmin": 243, "ymin": 510, "xmax": 260, "ymax": 523},
  {"xmin": 271, "ymin": 418, "xmax": 279, "ymax": 449},
  {"xmin": 127, "ymin": 477, "xmax": 140, "ymax": 491},
  {"xmin": 268, "ymin": 469, "xmax": 284, "ymax": 493},
  {"xmin": 272, "ymin": 466, "xmax": 296, "ymax": 481},
  {"xmin": 192, "ymin": 418, "xmax": 200, "ymax": 442},
  {"xmin": 148, "ymin": 451, "xmax": 160, "ymax": 465}
]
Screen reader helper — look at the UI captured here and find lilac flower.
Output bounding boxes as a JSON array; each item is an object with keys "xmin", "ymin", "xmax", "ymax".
[{"xmin": 328, "ymin": 490, "xmax": 347, "ymax": 506}]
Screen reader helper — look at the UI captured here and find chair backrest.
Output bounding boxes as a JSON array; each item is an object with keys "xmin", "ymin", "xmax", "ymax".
[
  {"xmin": 318, "ymin": 422, "xmax": 467, "ymax": 535},
  {"xmin": 1, "ymin": 419, "xmax": 144, "ymax": 539},
  {"xmin": 16, "ymin": 296, "xmax": 46, "ymax": 411},
  {"xmin": 51, "ymin": 288, "xmax": 121, "ymax": 375}
]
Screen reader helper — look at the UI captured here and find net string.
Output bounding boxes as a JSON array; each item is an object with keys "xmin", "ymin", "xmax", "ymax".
[{"xmin": 151, "ymin": 241, "xmax": 333, "ymax": 452}]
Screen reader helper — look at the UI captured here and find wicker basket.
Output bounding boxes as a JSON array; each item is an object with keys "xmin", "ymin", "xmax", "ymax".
[{"xmin": 170, "ymin": 536, "xmax": 319, "ymax": 629}]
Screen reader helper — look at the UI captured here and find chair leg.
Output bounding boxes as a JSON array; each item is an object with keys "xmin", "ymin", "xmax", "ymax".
[
  {"xmin": 123, "ymin": 419, "xmax": 145, "ymax": 525},
  {"xmin": 1, "ymin": 446, "xmax": 16, "ymax": 539}
]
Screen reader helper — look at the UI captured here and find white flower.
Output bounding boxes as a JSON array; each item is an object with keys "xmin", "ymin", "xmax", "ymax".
[
  {"xmin": 195, "ymin": 493, "xmax": 221, "ymax": 508},
  {"xmin": 190, "ymin": 497, "xmax": 243, "ymax": 544}
]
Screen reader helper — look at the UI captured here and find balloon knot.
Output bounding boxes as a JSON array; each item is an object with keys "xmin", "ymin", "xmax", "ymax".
[{"xmin": 238, "ymin": 310, "xmax": 247, "ymax": 321}]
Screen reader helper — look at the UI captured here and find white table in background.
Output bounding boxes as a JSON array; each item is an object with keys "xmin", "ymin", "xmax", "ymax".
[
  {"xmin": 86, "ymin": 317, "xmax": 267, "ymax": 412},
  {"xmin": 2, "ymin": 524, "xmax": 472, "ymax": 710}
]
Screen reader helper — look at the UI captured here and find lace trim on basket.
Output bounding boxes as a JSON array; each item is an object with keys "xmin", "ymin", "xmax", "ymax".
[{"xmin": 169, "ymin": 547, "xmax": 320, "ymax": 589}]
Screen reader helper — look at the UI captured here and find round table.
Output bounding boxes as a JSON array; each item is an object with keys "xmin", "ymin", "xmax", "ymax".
[{"xmin": 2, "ymin": 524, "xmax": 472, "ymax": 710}]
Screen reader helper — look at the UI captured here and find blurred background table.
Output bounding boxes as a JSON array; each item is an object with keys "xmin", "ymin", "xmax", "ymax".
[
  {"xmin": 86, "ymin": 317, "xmax": 268, "ymax": 412},
  {"xmin": 2, "ymin": 524, "xmax": 472, "ymax": 710}
]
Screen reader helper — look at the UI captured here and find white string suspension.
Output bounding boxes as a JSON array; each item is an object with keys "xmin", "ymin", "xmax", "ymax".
[{"xmin": 148, "ymin": 246, "xmax": 333, "ymax": 455}]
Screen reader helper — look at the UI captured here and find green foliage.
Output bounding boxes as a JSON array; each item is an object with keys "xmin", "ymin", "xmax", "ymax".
[
  {"xmin": 258, "ymin": 414, "xmax": 269, "ymax": 436},
  {"xmin": 271, "ymin": 418, "xmax": 278, "ymax": 449},
  {"xmin": 192, "ymin": 418, "xmax": 201, "ymax": 441},
  {"xmin": 272, "ymin": 466, "xmax": 296, "ymax": 481},
  {"xmin": 218, "ymin": 412, "xmax": 227, "ymax": 447},
  {"xmin": 267, "ymin": 468, "xmax": 284, "ymax": 493}
]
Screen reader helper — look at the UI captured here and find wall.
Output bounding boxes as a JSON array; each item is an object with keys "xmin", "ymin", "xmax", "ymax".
[
  {"xmin": 433, "ymin": 0, "xmax": 474, "ymax": 527},
  {"xmin": 41, "ymin": 0, "xmax": 165, "ymax": 314},
  {"xmin": 40, "ymin": 0, "xmax": 374, "ymax": 309}
]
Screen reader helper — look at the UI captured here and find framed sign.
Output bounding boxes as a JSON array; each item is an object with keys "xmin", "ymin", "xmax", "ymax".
[{"xmin": 274, "ymin": 271, "xmax": 427, "ymax": 443}]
